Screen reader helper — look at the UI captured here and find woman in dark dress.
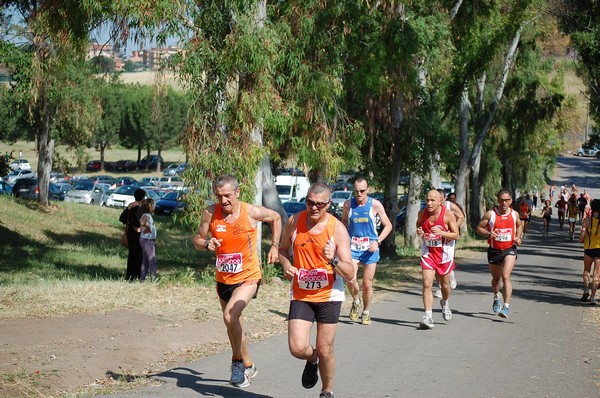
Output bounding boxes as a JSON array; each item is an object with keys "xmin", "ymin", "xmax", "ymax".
[{"xmin": 119, "ymin": 189, "xmax": 146, "ymax": 280}]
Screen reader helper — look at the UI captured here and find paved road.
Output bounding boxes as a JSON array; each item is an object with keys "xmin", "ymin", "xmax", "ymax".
[{"xmin": 98, "ymin": 156, "xmax": 600, "ymax": 398}]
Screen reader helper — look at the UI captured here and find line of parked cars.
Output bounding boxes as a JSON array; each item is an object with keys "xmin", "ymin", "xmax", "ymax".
[{"xmin": 85, "ymin": 155, "xmax": 169, "ymax": 173}]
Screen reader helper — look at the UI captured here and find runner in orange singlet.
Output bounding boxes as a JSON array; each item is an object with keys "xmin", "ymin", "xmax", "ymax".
[
  {"xmin": 279, "ymin": 182, "xmax": 354, "ymax": 398},
  {"xmin": 476, "ymin": 189, "xmax": 524, "ymax": 319},
  {"xmin": 193, "ymin": 175, "xmax": 281, "ymax": 388}
]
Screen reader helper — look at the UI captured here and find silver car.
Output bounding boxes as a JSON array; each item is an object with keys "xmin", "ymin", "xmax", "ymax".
[
  {"xmin": 63, "ymin": 181, "xmax": 109, "ymax": 206},
  {"xmin": 3, "ymin": 169, "xmax": 35, "ymax": 184}
]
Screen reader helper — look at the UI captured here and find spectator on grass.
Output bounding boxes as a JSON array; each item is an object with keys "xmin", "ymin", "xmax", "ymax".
[{"xmin": 119, "ymin": 189, "xmax": 145, "ymax": 280}]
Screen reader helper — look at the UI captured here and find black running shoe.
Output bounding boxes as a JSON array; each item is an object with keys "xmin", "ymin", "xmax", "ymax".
[{"xmin": 301, "ymin": 360, "xmax": 319, "ymax": 389}]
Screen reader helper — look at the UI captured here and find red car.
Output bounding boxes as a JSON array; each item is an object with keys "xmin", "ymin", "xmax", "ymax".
[{"xmin": 115, "ymin": 160, "xmax": 139, "ymax": 172}]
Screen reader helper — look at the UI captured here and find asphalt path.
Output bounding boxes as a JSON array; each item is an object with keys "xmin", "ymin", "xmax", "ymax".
[{"xmin": 98, "ymin": 156, "xmax": 600, "ymax": 398}]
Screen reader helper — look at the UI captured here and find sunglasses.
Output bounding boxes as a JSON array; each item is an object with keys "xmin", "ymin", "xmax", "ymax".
[
  {"xmin": 306, "ymin": 199, "xmax": 330, "ymax": 209},
  {"xmin": 354, "ymin": 189, "xmax": 367, "ymax": 194}
]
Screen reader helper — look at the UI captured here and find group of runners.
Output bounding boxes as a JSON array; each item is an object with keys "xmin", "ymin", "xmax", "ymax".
[{"xmin": 192, "ymin": 174, "xmax": 538, "ymax": 398}]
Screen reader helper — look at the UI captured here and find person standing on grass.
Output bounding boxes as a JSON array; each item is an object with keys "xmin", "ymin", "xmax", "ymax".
[
  {"xmin": 476, "ymin": 189, "xmax": 524, "ymax": 319},
  {"xmin": 137, "ymin": 198, "xmax": 157, "ymax": 281},
  {"xmin": 578, "ymin": 199, "xmax": 600, "ymax": 305},
  {"xmin": 119, "ymin": 188, "xmax": 145, "ymax": 280},
  {"xmin": 342, "ymin": 177, "xmax": 392, "ymax": 325},
  {"xmin": 193, "ymin": 174, "xmax": 281, "ymax": 388},
  {"xmin": 278, "ymin": 182, "xmax": 354, "ymax": 398}
]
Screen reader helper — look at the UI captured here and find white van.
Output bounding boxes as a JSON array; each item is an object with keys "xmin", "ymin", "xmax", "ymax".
[{"xmin": 275, "ymin": 175, "xmax": 310, "ymax": 203}]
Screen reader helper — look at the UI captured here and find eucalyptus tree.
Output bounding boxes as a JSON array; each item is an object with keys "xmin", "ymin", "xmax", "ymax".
[
  {"xmin": 447, "ymin": 0, "xmax": 542, "ymax": 227},
  {"xmin": 0, "ymin": 1, "xmax": 109, "ymax": 205}
]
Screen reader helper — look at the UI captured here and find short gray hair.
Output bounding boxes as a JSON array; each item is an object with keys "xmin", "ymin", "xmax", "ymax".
[
  {"xmin": 214, "ymin": 174, "xmax": 239, "ymax": 191},
  {"xmin": 308, "ymin": 182, "xmax": 331, "ymax": 199}
]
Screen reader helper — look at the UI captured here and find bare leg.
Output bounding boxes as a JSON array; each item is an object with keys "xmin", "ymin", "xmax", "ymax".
[
  {"xmin": 220, "ymin": 284, "xmax": 258, "ymax": 363},
  {"xmin": 422, "ymin": 269, "xmax": 435, "ymax": 311},
  {"xmin": 361, "ymin": 263, "xmax": 377, "ymax": 312}
]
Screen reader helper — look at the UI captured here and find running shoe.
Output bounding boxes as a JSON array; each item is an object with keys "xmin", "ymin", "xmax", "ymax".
[
  {"xmin": 581, "ymin": 291, "xmax": 590, "ymax": 302},
  {"xmin": 450, "ymin": 271, "xmax": 457, "ymax": 289},
  {"xmin": 361, "ymin": 312, "xmax": 371, "ymax": 325},
  {"xmin": 433, "ymin": 288, "xmax": 443, "ymax": 298},
  {"xmin": 590, "ymin": 298, "xmax": 597, "ymax": 306},
  {"xmin": 492, "ymin": 298, "xmax": 502, "ymax": 314},
  {"xmin": 419, "ymin": 315, "xmax": 434, "ymax": 329},
  {"xmin": 320, "ymin": 391, "xmax": 334, "ymax": 398},
  {"xmin": 301, "ymin": 360, "xmax": 319, "ymax": 389},
  {"xmin": 230, "ymin": 361, "xmax": 246, "ymax": 386},
  {"xmin": 349, "ymin": 299, "xmax": 360, "ymax": 321},
  {"xmin": 440, "ymin": 300, "xmax": 452, "ymax": 321},
  {"xmin": 244, "ymin": 363, "xmax": 258, "ymax": 380},
  {"xmin": 498, "ymin": 306, "xmax": 509, "ymax": 318}
]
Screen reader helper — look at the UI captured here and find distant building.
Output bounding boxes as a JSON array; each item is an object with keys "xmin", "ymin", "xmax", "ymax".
[{"xmin": 87, "ymin": 43, "xmax": 124, "ymax": 72}]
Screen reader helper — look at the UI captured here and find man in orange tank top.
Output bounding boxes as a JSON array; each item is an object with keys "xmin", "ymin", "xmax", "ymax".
[
  {"xmin": 193, "ymin": 175, "xmax": 281, "ymax": 388},
  {"xmin": 476, "ymin": 189, "xmax": 524, "ymax": 319},
  {"xmin": 279, "ymin": 182, "xmax": 354, "ymax": 398}
]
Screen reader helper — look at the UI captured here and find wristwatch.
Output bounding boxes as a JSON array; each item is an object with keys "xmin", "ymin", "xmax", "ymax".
[
  {"xmin": 331, "ymin": 257, "xmax": 340, "ymax": 268},
  {"xmin": 376, "ymin": 239, "xmax": 381, "ymax": 246}
]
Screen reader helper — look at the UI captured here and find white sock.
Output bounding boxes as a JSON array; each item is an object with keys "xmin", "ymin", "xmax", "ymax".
[
  {"xmin": 354, "ymin": 298, "xmax": 360, "ymax": 305},
  {"xmin": 504, "ymin": 303, "xmax": 510, "ymax": 309},
  {"xmin": 494, "ymin": 293, "xmax": 500, "ymax": 300},
  {"xmin": 425, "ymin": 311, "xmax": 432, "ymax": 318}
]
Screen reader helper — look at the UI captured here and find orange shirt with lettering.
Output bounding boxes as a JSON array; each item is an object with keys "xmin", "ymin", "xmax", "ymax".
[{"xmin": 210, "ymin": 202, "xmax": 261, "ymax": 284}]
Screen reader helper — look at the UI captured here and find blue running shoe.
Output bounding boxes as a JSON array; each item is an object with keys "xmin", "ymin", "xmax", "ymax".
[
  {"xmin": 492, "ymin": 298, "xmax": 502, "ymax": 314},
  {"xmin": 498, "ymin": 306, "xmax": 509, "ymax": 318}
]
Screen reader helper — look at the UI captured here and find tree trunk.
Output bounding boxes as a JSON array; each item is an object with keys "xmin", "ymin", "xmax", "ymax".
[
  {"xmin": 261, "ymin": 156, "xmax": 286, "ymax": 229},
  {"xmin": 429, "ymin": 152, "xmax": 442, "ymax": 190},
  {"xmin": 455, "ymin": 86, "xmax": 470, "ymax": 217},
  {"xmin": 37, "ymin": 96, "xmax": 53, "ymax": 206},
  {"xmin": 405, "ymin": 171, "xmax": 423, "ymax": 248},
  {"xmin": 469, "ymin": 150, "xmax": 482, "ymax": 227}
]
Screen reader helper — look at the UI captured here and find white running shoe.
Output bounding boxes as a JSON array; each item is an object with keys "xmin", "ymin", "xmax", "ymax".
[
  {"xmin": 433, "ymin": 288, "xmax": 443, "ymax": 298},
  {"xmin": 449, "ymin": 271, "xmax": 457, "ymax": 289},
  {"xmin": 440, "ymin": 300, "xmax": 452, "ymax": 321},
  {"xmin": 419, "ymin": 316, "xmax": 434, "ymax": 329}
]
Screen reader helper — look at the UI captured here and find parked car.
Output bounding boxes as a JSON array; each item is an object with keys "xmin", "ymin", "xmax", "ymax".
[
  {"xmin": 10, "ymin": 179, "xmax": 62, "ymax": 201},
  {"xmin": 9, "ymin": 159, "xmax": 32, "ymax": 171},
  {"xmin": 114, "ymin": 176, "xmax": 137, "ymax": 186},
  {"xmin": 49, "ymin": 171, "xmax": 68, "ymax": 183},
  {"xmin": 154, "ymin": 191, "xmax": 186, "ymax": 215},
  {"xmin": 330, "ymin": 190, "xmax": 353, "ymax": 211},
  {"xmin": 138, "ymin": 154, "xmax": 164, "ymax": 170},
  {"xmin": 282, "ymin": 201, "xmax": 306, "ymax": 218},
  {"xmin": 162, "ymin": 163, "xmax": 179, "ymax": 176},
  {"xmin": 115, "ymin": 160, "xmax": 139, "ymax": 172},
  {"xmin": 11, "ymin": 178, "xmax": 38, "ymax": 199},
  {"xmin": 139, "ymin": 176, "xmax": 159, "ymax": 186},
  {"xmin": 157, "ymin": 176, "xmax": 184, "ymax": 187},
  {"xmin": 396, "ymin": 200, "xmax": 426, "ymax": 230},
  {"xmin": 0, "ymin": 181, "xmax": 13, "ymax": 195},
  {"xmin": 106, "ymin": 186, "xmax": 160, "ymax": 208},
  {"xmin": 89, "ymin": 175, "xmax": 116, "ymax": 185},
  {"xmin": 54, "ymin": 182, "xmax": 72, "ymax": 196},
  {"xmin": 64, "ymin": 181, "xmax": 109, "ymax": 205},
  {"xmin": 576, "ymin": 145, "xmax": 600, "ymax": 157},
  {"xmin": 3, "ymin": 169, "xmax": 35, "ymax": 184}
]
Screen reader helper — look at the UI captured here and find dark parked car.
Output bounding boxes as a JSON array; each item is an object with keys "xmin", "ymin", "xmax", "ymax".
[
  {"xmin": 282, "ymin": 201, "xmax": 306, "ymax": 218},
  {"xmin": 396, "ymin": 200, "xmax": 426, "ymax": 230},
  {"xmin": 138, "ymin": 154, "xmax": 164, "ymax": 170},
  {"xmin": 154, "ymin": 191, "xmax": 186, "ymax": 215},
  {"xmin": 85, "ymin": 160, "xmax": 114, "ymax": 172},
  {"xmin": 114, "ymin": 176, "xmax": 137, "ymax": 186},
  {"xmin": 11, "ymin": 178, "xmax": 38, "ymax": 199},
  {"xmin": 115, "ymin": 160, "xmax": 139, "ymax": 172}
]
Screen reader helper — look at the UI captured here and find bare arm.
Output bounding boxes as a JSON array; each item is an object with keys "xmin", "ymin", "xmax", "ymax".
[
  {"xmin": 193, "ymin": 205, "xmax": 216, "ymax": 251},
  {"xmin": 373, "ymin": 200, "xmax": 393, "ymax": 245},
  {"xmin": 341, "ymin": 200, "xmax": 351, "ymax": 227},
  {"xmin": 476, "ymin": 211, "xmax": 493, "ymax": 238},
  {"xmin": 514, "ymin": 216, "xmax": 524, "ymax": 245},
  {"xmin": 579, "ymin": 218, "xmax": 589, "ymax": 244},
  {"xmin": 322, "ymin": 221, "xmax": 354, "ymax": 282},
  {"xmin": 450, "ymin": 202, "xmax": 465, "ymax": 227},
  {"xmin": 248, "ymin": 204, "xmax": 282, "ymax": 264},
  {"xmin": 440, "ymin": 212, "xmax": 460, "ymax": 240},
  {"xmin": 278, "ymin": 215, "xmax": 298, "ymax": 281}
]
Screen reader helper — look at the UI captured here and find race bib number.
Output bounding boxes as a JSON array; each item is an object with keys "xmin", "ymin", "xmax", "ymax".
[
  {"xmin": 494, "ymin": 228, "xmax": 512, "ymax": 242},
  {"xmin": 424, "ymin": 233, "xmax": 442, "ymax": 247},
  {"xmin": 351, "ymin": 236, "xmax": 370, "ymax": 251},
  {"xmin": 216, "ymin": 253, "xmax": 243, "ymax": 273},
  {"xmin": 297, "ymin": 268, "xmax": 330, "ymax": 290}
]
